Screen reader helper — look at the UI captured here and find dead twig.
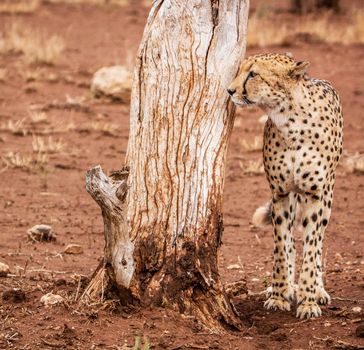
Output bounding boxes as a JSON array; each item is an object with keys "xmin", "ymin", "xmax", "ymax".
[
  {"xmin": 332, "ymin": 297, "xmax": 364, "ymax": 303},
  {"xmin": 15, "ymin": 267, "xmax": 67, "ymax": 274},
  {"xmin": 74, "ymin": 275, "xmax": 82, "ymax": 302}
]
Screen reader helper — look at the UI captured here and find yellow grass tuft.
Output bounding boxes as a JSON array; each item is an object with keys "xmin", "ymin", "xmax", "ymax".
[
  {"xmin": 240, "ymin": 136, "xmax": 263, "ymax": 152},
  {"xmin": 0, "ymin": 0, "xmax": 39, "ymax": 14},
  {"xmin": 32, "ymin": 136, "xmax": 66, "ymax": 154},
  {"xmin": 239, "ymin": 159, "xmax": 264, "ymax": 175},
  {"xmin": 2, "ymin": 118, "xmax": 28, "ymax": 136},
  {"xmin": 90, "ymin": 121, "xmax": 119, "ymax": 136},
  {"xmin": 29, "ymin": 111, "xmax": 49, "ymax": 125},
  {"xmin": 2, "ymin": 152, "xmax": 32, "ymax": 170},
  {"xmin": 1, "ymin": 151, "xmax": 48, "ymax": 172},
  {"xmin": 248, "ymin": 8, "xmax": 364, "ymax": 47},
  {"xmin": 55, "ymin": 121, "xmax": 76, "ymax": 133},
  {"xmin": 65, "ymin": 94, "xmax": 86, "ymax": 108},
  {"xmin": 0, "ymin": 23, "xmax": 64, "ymax": 65}
]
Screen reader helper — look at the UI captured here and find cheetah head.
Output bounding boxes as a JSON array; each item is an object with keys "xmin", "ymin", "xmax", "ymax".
[{"xmin": 227, "ymin": 53, "xmax": 309, "ymax": 111}]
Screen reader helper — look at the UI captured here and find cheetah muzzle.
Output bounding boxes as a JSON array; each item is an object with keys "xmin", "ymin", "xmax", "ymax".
[{"xmin": 228, "ymin": 53, "xmax": 343, "ymax": 319}]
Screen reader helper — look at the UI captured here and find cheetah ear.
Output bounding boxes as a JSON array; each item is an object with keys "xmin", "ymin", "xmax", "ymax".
[{"xmin": 289, "ymin": 61, "xmax": 310, "ymax": 79}]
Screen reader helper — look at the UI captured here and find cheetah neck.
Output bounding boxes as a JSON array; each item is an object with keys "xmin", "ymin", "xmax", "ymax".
[{"xmin": 266, "ymin": 82, "xmax": 313, "ymax": 145}]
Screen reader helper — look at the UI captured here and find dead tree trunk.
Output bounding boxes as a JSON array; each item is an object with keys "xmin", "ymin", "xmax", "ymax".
[{"xmin": 83, "ymin": 0, "xmax": 248, "ymax": 332}]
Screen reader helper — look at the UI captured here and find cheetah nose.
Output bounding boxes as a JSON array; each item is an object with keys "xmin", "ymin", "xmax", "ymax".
[{"xmin": 227, "ymin": 88, "xmax": 236, "ymax": 96}]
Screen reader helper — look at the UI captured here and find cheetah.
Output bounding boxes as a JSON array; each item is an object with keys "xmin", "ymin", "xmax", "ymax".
[{"xmin": 227, "ymin": 53, "xmax": 343, "ymax": 319}]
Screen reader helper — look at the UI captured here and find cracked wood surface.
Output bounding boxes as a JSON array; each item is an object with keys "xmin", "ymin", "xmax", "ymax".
[
  {"xmin": 127, "ymin": 0, "xmax": 248, "ymax": 267},
  {"xmin": 86, "ymin": 0, "xmax": 249, "ymax": 330}
]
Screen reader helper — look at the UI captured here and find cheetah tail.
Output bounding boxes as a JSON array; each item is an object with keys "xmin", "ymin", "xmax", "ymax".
[{"xmin": 252, "ymin": 201, "xmax": 272, "ymax": 227}]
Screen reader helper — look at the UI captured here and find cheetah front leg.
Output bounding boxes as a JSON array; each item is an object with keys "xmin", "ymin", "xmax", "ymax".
[
  {"xmin": 264, "ymin": 194, "xmax": 296, "ymax": 312},
  {"xmin": 296, "ymin": 196, "xmax": 323, "ymax": 319}
]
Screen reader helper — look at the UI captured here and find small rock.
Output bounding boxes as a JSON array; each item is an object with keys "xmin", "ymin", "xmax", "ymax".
[
  {"xmin": 352, "ymin": 306, "xmax": 362, "ymax": 314},
  {"xmin": 27, "ymin": 224, "xmax": 56, "ymax": 242},
  {"xmin": 324, "ymin": 322, "xmax": 331, "ymax": 327},
  {"xmin": 63, "ymin": 244, "xmax": 83, "ymax": 255},
  {"xmin": 227, "ymin": 264, "xmax": 241, "ymax": 270},
  {"xmin": 0, "ymin": 262, "xmax": 10, "ymax": 277},
  {"xmin": 40, "ymin": 293, "xmax": 64, "ymax": 306},
  {"xmin": 2, "ymin": 288, "xmax": 26, "ymax": 303},
  {"xmin": 91, "ymin": 65, "xmax": 132, "ymax": 102},
  {"xmin": 356, "ymin": 324, "xmax": 364, "ymax": 338}
]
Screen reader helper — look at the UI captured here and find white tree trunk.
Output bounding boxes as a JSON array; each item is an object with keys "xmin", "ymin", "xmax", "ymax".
[{"xmin": 83, "ymin": 0, "xmax": 249, "ymax": 331}]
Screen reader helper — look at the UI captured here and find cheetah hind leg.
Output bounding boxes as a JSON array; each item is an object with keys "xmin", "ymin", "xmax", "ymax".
[
  {"xmin": 315, "ymin": 191, "xmax": 332, "ymax": 306},
  {"xmin": 264, "ymin": 194, "xmax": 297, "ymax": 312}
]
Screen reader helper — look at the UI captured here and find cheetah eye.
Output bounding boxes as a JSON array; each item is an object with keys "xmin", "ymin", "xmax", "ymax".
[{"xmin": 248, "ymin": 71, "xmax": 258, "ymax": 79}]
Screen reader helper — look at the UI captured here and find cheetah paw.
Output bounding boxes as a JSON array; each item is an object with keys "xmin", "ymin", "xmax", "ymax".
[
  {"xmin": 264, "ymin": 296, "xmax": 291, "ymax": 311},
  {"xmin": 266, "ymin": 285, "xmax": 296, "ymax": 302},
  {"xmin": 265, "ymin": 286, "xmax": 273, "ymax": 297},
  {"xmin": 316, "ymin": 288, "xmax": 331, "ymax": 305},
  {"xmin": 296, "ymin": 301, "xmax": 322, "ymax": 319}
]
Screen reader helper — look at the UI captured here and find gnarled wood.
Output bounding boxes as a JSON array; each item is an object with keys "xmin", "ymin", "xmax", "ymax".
[{"xmin": 84, "ymin": 0, "xmax": 249, "ymax": 332}]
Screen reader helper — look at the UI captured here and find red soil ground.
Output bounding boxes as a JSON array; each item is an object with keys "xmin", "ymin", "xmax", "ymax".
[{"xmin": 0, "ymin": 1, "xmax": 363, "ymax": 349}]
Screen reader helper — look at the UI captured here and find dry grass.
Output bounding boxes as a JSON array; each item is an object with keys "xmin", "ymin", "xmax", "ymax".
[
  {"xmin": 33, "ymin": 120, "xmax": 76, "ymax": 135},
  {"xmin": 2, "ymin": 113, "xmax": 76, "ymax": 137},
  {"xmin": 54, "ymin": 121, "xmax": 76, "ymax": 134},
  {"xmin": 90, "ymin": 121, "xmax": 119, "ymax": 136},
  {"xmin": 29, "ymin": 111, "xmax": 49, "ymax": 125},
  {"xmin": 2, "ymin": 152, "xmax": 32, "ymax": 170},
  {"xmin": 32, "ymin": 136, "xmax": 66, "ymax": 154},
  {"xmin": 2, "ymin": 118, "xmax": 28, "ymax": 136},
  {"xmin": 340, "ymin": 152, "xmax": 364, "ymax": 174},
  {"xmin": 248, "ymin": 8, "xmax": 364, "ymax": 47},
  {"xmin": 248, "ymin": 13, "xmax": 290, "ymax": 47},
  {"xmin": 240, "ymin": 136, "xmax": 263, "ymax": 152},
  {"xmin": 0, "ymin": 23, "xmax": 64, "ymax": 65},
  {"xmin": 65, "ymin": 94, "xmax": 86, "ymax": 109},
  {"xmin": 1, "ymin": 151, "xmax": 48, "ymax": 172},
  {"xmin": 239, "ymin": 159, "xmax": 264, "ymax": 175},
  {"xmin": 0, "ymin": 0, "xmax": 39, "ymax": 14}
]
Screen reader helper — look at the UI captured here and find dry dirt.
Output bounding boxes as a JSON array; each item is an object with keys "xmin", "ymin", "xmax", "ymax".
[{"xmin": 0, "ymin": 1, "xmax": 363, "ymax": 349}]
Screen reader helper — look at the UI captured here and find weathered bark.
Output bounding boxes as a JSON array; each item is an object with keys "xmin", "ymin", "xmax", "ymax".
[{"xmin": 83, "ymin": 0, "xmax": 248, "ymax": 332}]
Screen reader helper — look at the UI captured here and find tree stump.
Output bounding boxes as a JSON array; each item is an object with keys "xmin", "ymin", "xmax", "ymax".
[{"xmin": 83, "ymin": 0, "xmax": 249, "ymax": 332}]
